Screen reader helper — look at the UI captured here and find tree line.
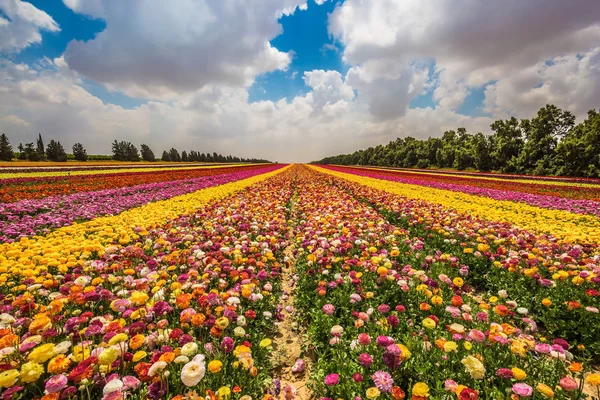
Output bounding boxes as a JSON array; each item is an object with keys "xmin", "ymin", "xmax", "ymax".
[
  {"xmin": 0, "ymin": 135, "xmax": 270, "ymax": 164},
  {"xmin": 313, "ymin": 104, "xmax": 600, "ymax": 178}
]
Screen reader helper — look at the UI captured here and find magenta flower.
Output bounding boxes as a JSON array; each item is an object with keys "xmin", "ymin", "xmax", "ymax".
[
  {"xmin": 324, "ymin": 374, "xmax": 339, "ymax": 386},
  {"xmin": 322, "ymin": 304, "xmax": 335, "ymax": 315}
]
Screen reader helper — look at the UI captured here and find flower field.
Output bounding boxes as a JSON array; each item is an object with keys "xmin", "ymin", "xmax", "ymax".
[{"xmin": 0, "ymin": 164, "xmax": 599, "ymax": 400}]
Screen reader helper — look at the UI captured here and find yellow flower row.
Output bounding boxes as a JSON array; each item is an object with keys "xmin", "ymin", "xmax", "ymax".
[
  {"xmin": 0, "ymin": 166, "xmax": 289, "ymax": 281},
  {"xmin": 0, "ymin": 163, "xmax": 258, "ymax": 179},
  {"xmin": 313, "ymin": 166, "xmax": 600, "ymax": 245},
  {"xmin": 351, "ymin": 165, "xmax": 600, "ymax": 188}
]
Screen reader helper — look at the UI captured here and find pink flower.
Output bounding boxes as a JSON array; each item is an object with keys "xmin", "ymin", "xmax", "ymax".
[
  {"xmin": 495, "ymin": 368, "xmax": 513, "ymax": 379},
  {"xmin": 45, "ymin": 374, "xmax": 68, "ymax": 394},
  {"xmin": 468, "ymin": 329, "xmax": 486, "ymax": 343},
  {"xmin": 322, "ymin": 304, "xmax": 335, "ymax": 315},
  {"xmin": 358, "ymin": 333, "xmax": 371, "ymax": 346},
  {"xmin": 534, "ymin": 343, "xmax": 552, "ymax": 354},
  {"xmin": 324, "ymin": 373, "xmax": 339, "ymax": 386},
  {"xmin": 444, "ymin": 380, "xmax": 458, "ymax": 392},
  {"xmin": 512, "ymin": 383, "xmax": 533, "ymax": 397},
  {"xmin": 377, "ymin": 304, "xmax": 390, "ymax": 314},
  {"xmin": 358, "ymin": 353, "xmax": 373, "ymax": 368},
  {"xmin": 372, "ymin": 370, "xmax": 393, "ymax": 393},
  {"xmin": 559, "ymin": 377, "xmax": 578, "ymax": 391},
  {"xmin": 352, "ymin": 373, "xmax": 364, "ymax": 382},
  {"xmin": 291, "ymin": 359, "xmax": 305, "ymax": 373}
]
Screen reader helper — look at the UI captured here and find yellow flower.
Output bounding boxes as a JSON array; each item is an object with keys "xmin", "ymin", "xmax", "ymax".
[
  {"xmin": 443, "ymin": 341, "xmax": 458, "ymax": 353},
  {"xmin": 259, "ymin": 339, "xmax": 272, "ymax": 348},
  {"xmin": 216, "ymin": 386, "xmax": 231, "ymax": 398},
  {"xmin": 422, "ymin": 318, "xmax": 436, "ymax": 329},
  {"xmin": 366, "ymin": 387, "xmax": 381, "ymax": 399},
  {"xmin": 215, "ymin": 317, "xmax": 229, "ymax": 329},
  {"xmin": 20, "ymin": 361, "xmax": 44, "ymax": 383},
  {"xmin": 108, "ymin": 333, "xmax": 128, "ymax": 346},
  {"xmin": 587, "ymin": 374, "xmax": 600, "ymax": 386},
  {"xmin": 208, "ymin": 360, "xmax": 223, "ymax": 373},
  {"xmin": 0, "ymin": 370, "xmax": 19, "ymax": 389},
  {"xmin": 28, "ymin": 343, "xmax": 55, "ymax": 363},
  {"xmin": 536, "ymin": 383, "xmax": 554, "ymax": 398},
  {"xmin": 463, "ymin": 342, "xmax": 473, "ymax": 351},
  {"xmin": 511, "ymin": 367, "xmax": 526, "ymax": 380},
  {"xmin": 99, "ymin": 347, "xmax": 119, "ymax": 365},
  {"xmin": 412, "ymin": 382, "xmax": 430, "ymax": 397},
  {"xmin": 132, "ymin": 351, "xmax": 147, "ymax": 362},
  {"xmin": 130, "ymin": 291, "xmax": 149, "ymax": 306},
  {"xmin": 452, "ymin": 277, "xmax": 464, "ymax": 287},
  {"xmin": 461, "ymin": 356, "xmax": 486, "ymax": 379}
]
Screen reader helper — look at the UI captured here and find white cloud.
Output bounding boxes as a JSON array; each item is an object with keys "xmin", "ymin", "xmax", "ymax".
[
  {"xmin": 0, "ymin": 59, "xmax": 491, "ymax": 162},
  {"xmin": 2, "ymin": 114, "xmax": 30, "ymax": 126},
  {"xmin": 329, "ymin": 0, "xmax": 600, "ymax": 111},
  {"xmin": 62, "ymin": 0, "xmax": 308, "ymax": 99},
  {"xmin": 484, "ymin": 48, "xmax": 600, "ymax": 119},
  {"xmin": 0, "ymin": 0, "xmax": 60, "ymax": 53}
]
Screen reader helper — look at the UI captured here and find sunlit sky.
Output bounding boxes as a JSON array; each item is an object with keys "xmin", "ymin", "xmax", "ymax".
[{"xmin": 1, "ymin": 0, "xmax": 599, "ymax": 162}]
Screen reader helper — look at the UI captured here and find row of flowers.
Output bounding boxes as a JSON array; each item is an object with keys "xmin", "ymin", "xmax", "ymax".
[
  {"xmin": 0, "ymin": 165, "xmax": 280, "ymax": 242},
  {"xmin": 318, "ymin": 166, "xmax": 600, "ymax": 246},
  {"xmin": 0, "ymin": 164, "xmax": 246, "ymax": 181},
  {"xmin": 0, "ymin": 165, "xmax": 266, "ymax": 204},
  {"xmin": 313, "ymin": 165, "xmax": 600, "ymax": 356},
  {"xmin": 361, "ymin": 166, "xmax": 600, "ymax": 186},
  {"xmin": 0, "ymin": 166, "xmax": 286, "ymax": 287},
  {"xmin": 0, "ymin": 163, "xmax": 227, "ymax": 175},
  {"xmin": 0, "ymin": 165, "xmax": 297, "ymax": 399},
  {"xmin": 335, "ymin": 166, "xmax": 600, "ymax": 214},
  {"xmin": 290, "ymin": 165, "xmax": 599, "ymax": 399}
]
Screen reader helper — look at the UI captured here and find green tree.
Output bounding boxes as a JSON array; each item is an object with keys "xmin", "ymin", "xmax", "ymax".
[
  {"xmin": 0, "ymin": 133, "xmax": 14, "ymax": 161},
  {"xmin": 555, "ymin": 109, "xmax": 600, "ymax": 177},
  {"xmin": 36, "ymin": 133, "xmax": 45, "ymax": 159},
  {"xmin": 72, "ymin": 142, "xmax": 88, "ymax": 161},
  {"xmin": 140, "ymin": 144, "xmax": 156, "ymax": 162},
  {"xmin": 161, "ymin": 150, "xmax": 171, "ymax": 162},
  {"xmin": 516, "ymin": 104, "xmax": 575, "ymax": 174},
  {"xmin": 169, "ymin": 148, "xmax": 181, "ymax": 162},
  {"xmin": 46, "ymin": 140, "xmax": 67, "ymax": 162}
]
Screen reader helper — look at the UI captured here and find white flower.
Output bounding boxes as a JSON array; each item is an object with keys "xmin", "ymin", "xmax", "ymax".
[
  {"xmin": 103, "ymin": 379, "xmax": 123, "ymax": 394},
  {"xmin": 74, "ymin": 276, "xmax": 90, "ymax": 286},
  {"xmin": 54, "ymin": 341, "xmax": 72, "ymax": 354},
  {"xmin": 227, "ymin": 296, "xmax": 240, "ymax": 305},
  {"xmin": 0, "ymin": 313, "xmax": 15, "ymax": 328},
  {"xmin": 498, "ymin": 290, "xmax": 508, "ymax": 299},
  {"xmin": 174, "ymin": 355, "xmax": 190, "ymax": 364},
  {"xmin": 181, "ymin": 342, "xmax": 198, "ymax": 357},
  {"xmin": 148, "ymin": 361, "xmax": 167, "ymax": 377},
  {"xmin": 181, "ymin": 360, "xmax": 206, "ymax": 387},
  {"xmin": 516, "ymin": 307, "xmax": 528, "ymax": 315},
  {"xmin": 237, "ymin": 316, "xmax": 247, "ymax": 327}
]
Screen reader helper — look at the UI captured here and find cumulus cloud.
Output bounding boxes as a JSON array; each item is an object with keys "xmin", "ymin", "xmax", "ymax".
[
  {"xmin": 0, "ymin": 0, "xmax": 60, "ymax": 53},
  {"xmin": 484, "ymin": 48, "xmax": 600, "ymax": 119},
  {"xmin": 0, "ymin": 58, "xmax": 490, "ymax": 162},
  {"xmin": 329, "ymin": 0, "xmax": 600, "ymax": 110},
  {"xmin": 62, "ymin": 0, "xmax": 308, "ymax": 99}
]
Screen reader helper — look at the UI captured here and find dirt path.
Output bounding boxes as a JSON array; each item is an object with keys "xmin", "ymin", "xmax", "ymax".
[{"xmin": 271, "ymin": 253, "xmax": 312, "ymax": 399}]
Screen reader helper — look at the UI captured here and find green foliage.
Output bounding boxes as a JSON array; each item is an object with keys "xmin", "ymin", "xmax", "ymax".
[
  {"xmin": 0, "ymin": 133, "xmax": 14, "ymax": 161},
  {"xmin": 140, "ymin": 144, "xmax": 156, "ymax": 162},
  {"xmin": 112, "ymin": 140, "xmax": 141, "ymax": 161},
  {"xmin": 72, "ymin": 142, "xmax": 88, "ymax": 161},
  {"xmin": 314, "ymin": 104, "xmax": 600, "ymax": 178},
  {"xmin": 45, "ymin": 140, "xmax": 67, "ymax": 162}
]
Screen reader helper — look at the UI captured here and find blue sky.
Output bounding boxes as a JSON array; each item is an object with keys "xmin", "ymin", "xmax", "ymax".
[{"xmin": 10, "ymin": 0, "xmax": 494, "ymax": 115}]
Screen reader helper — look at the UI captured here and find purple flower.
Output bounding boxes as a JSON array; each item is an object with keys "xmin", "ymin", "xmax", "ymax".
[{"xmin": 221, "ymin": 337, "xmax": 234, "ymax": 353}]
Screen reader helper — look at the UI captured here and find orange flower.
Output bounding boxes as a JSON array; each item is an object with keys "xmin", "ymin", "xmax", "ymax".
[
  {"xmin": 29, "ymin": 314, "xmax": 51, "ymax": 334},
  {"xmin": 392, "ymin": 386, "xmax": 406, "ymax": 399},
  {"xmin": 210, "ymin": 326, "xmax": 223, "ymax": 338},
  {"xmin": 569, "ymin": 362, "xmax": 583, "ymax": 373},
  {"xmin": 159, "ymin": 352, "xmax": 175, "ymax": 363},
  {"xmin": 176, "ymin": 294, "xmax": 192, "ymax": 309},
  {"xmin": 419, "ymin": 302, "xmax": 431, "ymax": 311},
  {"xmin": 451, "ymin": 296, "xmax": 463, "ymax": 307},
  {"xmin": 494, "ymin": 305, "xmax": 509, "ymax": 316},
  {"xmin": 47, "ymin": 355, "xmax": 71, "ymax": 374},
  {"xmin": 191, "ymin": 313, "xmax": 206, "ymax": 327},
  {"xmin": 0, "ymin": 333, "xmax": 18, "ymax": 350},
  {"xmin": 129, "ymin": 334, "xmax": 146, "ymax": 350}
]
